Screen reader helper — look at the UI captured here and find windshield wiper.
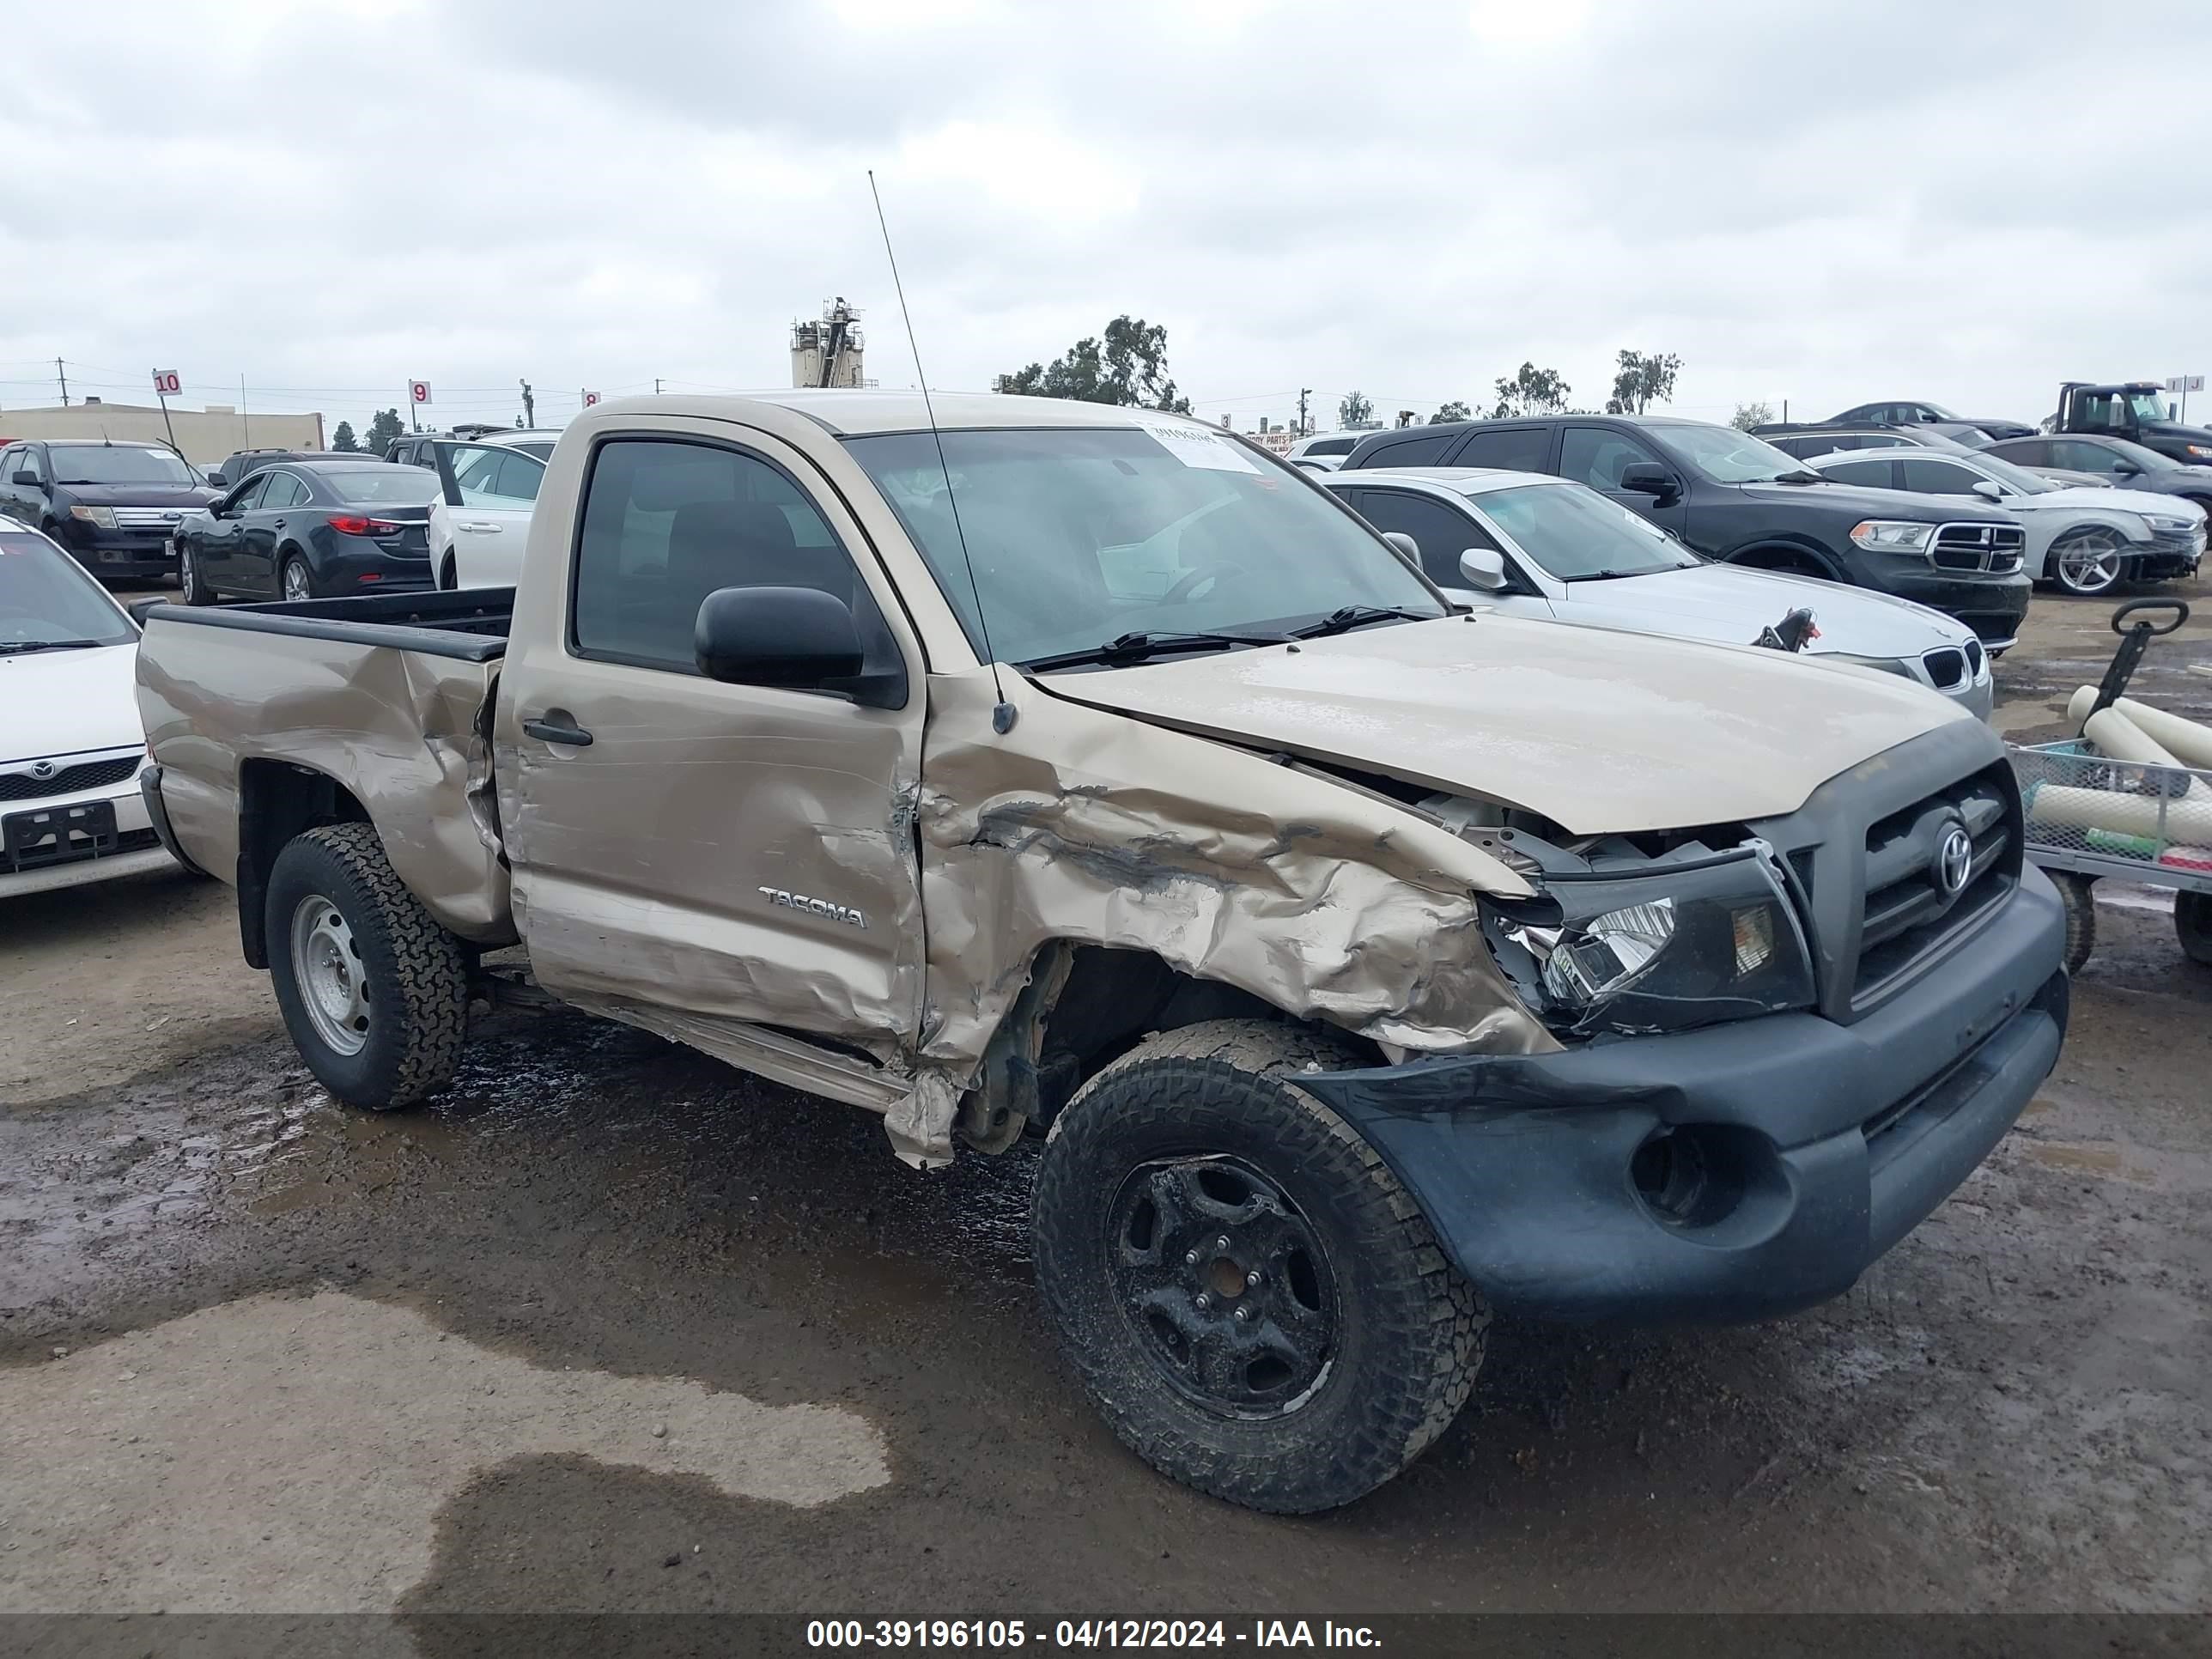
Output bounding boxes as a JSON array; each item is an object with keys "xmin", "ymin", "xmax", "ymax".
[
  {"xmin": 1019, "ymin": 629, "xmax": 1291, "ymax": 672},
  {"xmin": 1290, "ymin": 605, "xmax": 1431, "ymax": 640},
  {"xmin": 1564, "ymin": 568, "xmax": 1657, "ymax": 582},
  {"xmin": 0, "ymin": 639, "xmax": 103, "ymax": 655}
]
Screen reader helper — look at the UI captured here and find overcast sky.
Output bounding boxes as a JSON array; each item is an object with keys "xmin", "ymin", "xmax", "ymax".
[{"xmin": 3, "ymin": 0, "xmax": 2207, "ymax": 441}]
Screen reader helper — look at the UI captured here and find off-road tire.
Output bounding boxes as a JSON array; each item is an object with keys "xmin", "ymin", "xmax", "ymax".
[
  {"xmin": 1031, "ymin": 1018, "xmax": 1486, "ymax": 1514},
  {"xmin": 2177, "ymin": 890, "xmax": 2212, "ymax": 968},
  {"xmin": 2053, "ymin": 872, "xmax": 2097, "ymax": 975},
  {"xmin": 264, "ymin": 823, "xmax": 468, "ymax": 1109}
]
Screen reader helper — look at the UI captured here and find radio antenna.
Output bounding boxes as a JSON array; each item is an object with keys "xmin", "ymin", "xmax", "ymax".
[{"xmin": 867, "ymin": 170, "xmax": 1015, "ymax": 735}]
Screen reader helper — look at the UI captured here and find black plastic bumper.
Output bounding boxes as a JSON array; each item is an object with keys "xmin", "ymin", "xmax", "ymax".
[
  {"xmin": 1878, "ymin": 568, "xmax": 2030, "ymax": 647},
  {"xmin": 1297, "ymin": 869, "xmax": 2068, "ymax": 1324}
]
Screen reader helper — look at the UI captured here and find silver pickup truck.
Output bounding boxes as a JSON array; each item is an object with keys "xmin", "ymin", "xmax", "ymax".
[{"xmin": 137, "ymin": 392, "xmax": 2068, "ymax": 1514}]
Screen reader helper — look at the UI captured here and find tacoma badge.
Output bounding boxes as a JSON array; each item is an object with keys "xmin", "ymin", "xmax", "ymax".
[{"xmin": 757, "ymin": 886, "xmax": 867, "ymax": 929}]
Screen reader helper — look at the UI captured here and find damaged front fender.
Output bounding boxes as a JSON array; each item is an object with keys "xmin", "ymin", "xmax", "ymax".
[{"xmin": 917, "ymin": 669, "xmax": 1559, "ymax": 1071}]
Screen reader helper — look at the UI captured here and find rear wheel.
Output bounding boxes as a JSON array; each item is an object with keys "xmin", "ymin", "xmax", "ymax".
[
  {"xmin": 2051, "ymin": 528, "xmax": 2127, "ymax": 596},
  {"xmin": 2178, "ymin": 891, "xmax": 2212, "ymax": 968},
  {"xmin": 438, "ymin": 551, "xmax": 457, "ymax": 591},
  {"xmin": 1031, "ymin": 1019, "xmax": 1486, "ymax": 1514},
  {"xmin": 2053, "ymin": 872, "xmax": 2097, "ymax": 975},
  {"xmin": 281, "ymin": 555, "xmax": 313, "ymax": 602},
  {"xmin": 264, "ymin": 823, "xmax": 469, "ymax": 1109}
]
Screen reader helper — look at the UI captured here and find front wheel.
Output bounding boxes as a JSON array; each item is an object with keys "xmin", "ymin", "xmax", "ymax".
[
  {"xmin": 264, "ymin": 823, "xmax": 469, "ymax": 1109},
  {"xmin": 2051, "ymin": 529, "xmax": 2128, "ymax": 597},
  {"xmin": 178, "ymin": 541, "xmax": 216, "ymax": 606},
  {"xmin": 1031, "ymin": 1019, "xmax": 1487, "ymax": 1514},
  {"xmin": 2179, "ymin": 890, "xmax": 2212, "ymax": 968}
]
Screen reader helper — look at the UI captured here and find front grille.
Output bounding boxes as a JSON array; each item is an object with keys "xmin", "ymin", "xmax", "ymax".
[
  {"xmin": 1922, "ymin": 647, "xmax": 1966, "ymax": 690},
  {"xmin": 109, "ymin": 507, "xmax": 190, "ymax": 531},
  {"xmin": 0, "ymin": 755, "xmax": 141, "ymax": 804},
  {"xmin": 1964, "ymin": 640, "xmax": 1985, "ymax": 678},
  {"xmin": 1931, "ymin": 522, "xmax": 2027, "ymax": 573},
  {"xmin": 1853, "ymin": 771, "xmax": 2014, "ymax": 1003}
]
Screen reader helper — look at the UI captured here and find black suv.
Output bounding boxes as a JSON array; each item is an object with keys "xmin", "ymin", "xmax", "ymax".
[
  {"xmin": 0, "ymin": 438, "xmax": 217, "ymax": 581},
  {"xmin": 1343, "ymin": 415, "xmax": 2032, "ymax": 647}
]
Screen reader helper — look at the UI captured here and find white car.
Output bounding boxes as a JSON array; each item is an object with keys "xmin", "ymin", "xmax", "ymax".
[
  {"xmin": 1285, "ymin": 430, "xmax": 1376, "ymax": 472},
  {"xmin": 1802, "ymin": 447, "xmax": 2206, "ymax": 597},
  {"xmin": 428, "ymin": 437, "xmax": 548, "ymax": 590},
  {"xmin": 1325, "ymin": 468, "xmax": 1996, "ymax": 717},
  {"xmin": 1, "ymin": 525, "xmax": 179, "ymax": 898}
]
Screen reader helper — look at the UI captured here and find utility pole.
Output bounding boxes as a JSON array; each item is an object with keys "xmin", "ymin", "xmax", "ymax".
[
  {"xmin": 55, "ymin": 358, "xmax": 70, "ymax": 407},
  {"xmin": 1297, "ymin": 387, "xmax": 1310, "ymax": 435},
  {"xmin": 520, "ymin": 380, "xmax": 535, "ymax": 427}
]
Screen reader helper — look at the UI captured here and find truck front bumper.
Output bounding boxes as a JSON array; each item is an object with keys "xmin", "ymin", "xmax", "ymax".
[{"xmin": 1298, "ymin": 868, "xmax": 2068, "ymax": 1324}]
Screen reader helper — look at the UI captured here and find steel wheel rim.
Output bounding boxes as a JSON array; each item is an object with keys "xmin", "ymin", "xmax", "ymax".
[
  {"xmin": 2057, "ymin": 532, "xmax": 2122, "ymax": 594},
  {"xmin": 289, "ymin": 894, "xmax": 369, "ymax": 1056},
  {"xmin": 1105, "ymin": 1152, "xmax": 1340, "ymax": 1419},
  {"xmin": 283, "ymin": 562, "xmax": 310, "ymax": 601}
]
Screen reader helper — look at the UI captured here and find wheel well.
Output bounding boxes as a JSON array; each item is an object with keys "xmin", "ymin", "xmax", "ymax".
[
  {"xmin": 1726, "ymin": 543, "xmax": 1837, "ymax": 579},
  {"xmin": 235, "ymin": 760, "xmax": 371, "ymax": 968},
  {"xmin": 972, "ymin": 944, "xmax": 1388, "ymax": 1145}
]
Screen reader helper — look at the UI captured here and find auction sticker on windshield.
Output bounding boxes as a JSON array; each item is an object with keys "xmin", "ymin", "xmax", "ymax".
[{"xmin": 1129, "ymin": 415, "xmax": 1261, "ymax": 475}]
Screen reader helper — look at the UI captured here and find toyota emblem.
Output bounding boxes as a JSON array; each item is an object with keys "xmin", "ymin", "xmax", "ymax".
[
  {"xmin": 30, "ymin": 759, "xmax": 57, "ymax": 780},
  {"xmin": 1937, "ymin": 823, "xmax": 1974, "ymax": 896}
]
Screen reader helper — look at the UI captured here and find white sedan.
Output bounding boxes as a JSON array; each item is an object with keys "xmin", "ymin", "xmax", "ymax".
[
  {"xmin": 428, "ymin": 438, "xmax": 547, "ymax": 590},
  {"xmin": 1324, "ymin": 467, "xmax": 1995, "ymax": 718},
  {"xmin": 0, "ymin": 525, "xmax": 179, "ymax": 898}
]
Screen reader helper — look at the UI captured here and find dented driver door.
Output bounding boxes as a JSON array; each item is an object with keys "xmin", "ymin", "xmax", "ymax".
[{"xmin": 493, "ymin": 422, "xmax": 928, "ymax": 1061}]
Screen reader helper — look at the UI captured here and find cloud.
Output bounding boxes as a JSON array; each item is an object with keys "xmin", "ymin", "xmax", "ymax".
[{"xmin": 1, "ymin": 0, "xmax": 2204, "ymax": 439}]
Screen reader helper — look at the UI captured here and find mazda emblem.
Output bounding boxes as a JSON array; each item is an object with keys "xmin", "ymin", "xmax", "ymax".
[
  {"xmin": 30, "ymin": 760, "xmax": 57, "ymax": 780},
  {"xmin": 1937, "ymin": 823, "xmax": 1973, "ymax": 896}
]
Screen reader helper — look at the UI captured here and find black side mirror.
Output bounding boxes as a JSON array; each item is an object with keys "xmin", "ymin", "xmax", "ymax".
[
  {"xmin": 696, "ymin": 585, "xmax": 898, "ymax": 706},
  {"xmin": 1618, "ymin": 462, "xmax": 1678, "ymax": 497},
  {"xmin": 10, "ymin": 471, "xmax": 35, "ymax": 487},
  {"xmin": 2112, "ymin": 460, "xmax": 2142, "ymax": 477}
]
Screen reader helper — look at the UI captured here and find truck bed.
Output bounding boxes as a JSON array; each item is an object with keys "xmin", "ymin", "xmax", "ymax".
[{"xmin": 137, "ymin": 587, "xmax": 518, "ymax": 945}]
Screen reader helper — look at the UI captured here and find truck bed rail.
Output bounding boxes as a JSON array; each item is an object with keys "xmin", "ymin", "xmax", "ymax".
[{"xmin": 137, "ymin": 586, "xmax": 514, "ymax": 663}]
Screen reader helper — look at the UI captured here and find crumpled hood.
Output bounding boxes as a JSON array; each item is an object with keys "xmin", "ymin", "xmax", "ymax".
[
  {"xmin": 1042, "ymin": 613, "xmax": 1966, "ymax": 836},
  {"xmin": 2014, "ymin": 483, "xmax": 2197, "ymax": 523},
  {"xmin": 0, "ymin": 641, "xmax": 143, "ymax": 763},
  {"xmin": 1568, "ymin": 562, "xmax": 1972, "ymax": 660}
]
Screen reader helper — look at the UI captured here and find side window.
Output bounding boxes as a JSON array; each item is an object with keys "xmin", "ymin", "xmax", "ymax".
[
  {"xmin": 491, "ymin": 451, "xmax": 545, "ymax": 503},
  {"xmin": 261, "ymin": 473, "xmax": 307, "ymax": 509},
  {"xmin": 14, "ymin": 445, "xmax": 45, "ymax": 483},
  {"xmin": 1452, "ymin": 426, "xmax": 1549, "ymax": 471},
  {"xmin": 1559, "ymin": 427, "xmax": 1660, "ymax": 491},
  {"xmin": 2075, "ymin": 393, "xmax": 2125, "ymax": 431},
  {"xmin": 225, "ymin": 475, "xmax": 270, "ymax": 513},
  {"xmin": 1349, "ymin": 489, "xmax": 1502, "ymax": 589},
  {"xmin": 1901, "ymin": 459, "xmax": 1986, "ymax": 495},
  {"xmin": 1820, "ymin": 459, "xmax": 1899, "ymax": 489},
  {"xmin": 1364, "ymin": 433, "xmax": 1456, "ymax": 466},
  {"xmin": 570, "ymin": 437, "xmax": 898, "ymax": 681},
  {"xmin": 2051, "ymin": 441, "xmax": 2114, "ymax": 473},
  {"xmin": 1307, "ymin": 437, "xmax": 1358, "ymax": 457},
  {"xmin": 447, "ymin": 444, "xmax": 538, "ymax": 506}
]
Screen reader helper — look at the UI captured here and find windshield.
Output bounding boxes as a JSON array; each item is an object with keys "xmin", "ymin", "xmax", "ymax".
[
  {"xmin": 843, "ymin": 426, "xmax": 1444, "ymax": 666},
  {"xmin": 1649, "ymin": 424, "xmax": 1808, "ymax": 484},
  {"xmin": 0, "ymin": 531, "xmax": 137, "ymax": 648},
  {"xmin": 2125, "ymin": 390, "xmax": 2171, "ymax": 426},
  {"xmin": 2106, "ymin": 436, "xmax": 2182, "ymax": 471},
  {"xmin": 325, "ymin": 470, "xmax": 440, "ymax": 504},
  {"xmin": 1475, "ymin": 483, "xmax": 1699, "ymax": 580},
  {"xmin": 49, "ymin": 446, "xmax": 196, "ymax": 485}
]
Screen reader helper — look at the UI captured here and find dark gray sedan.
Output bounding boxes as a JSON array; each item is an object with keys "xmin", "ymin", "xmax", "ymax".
[
  {"xmin": 173, "ymin": 460, "xmax": 440, "ymax": 605},
  {"xmin": 1981, "ymin": 434, "xmax": 2212, "ymax": 522}
]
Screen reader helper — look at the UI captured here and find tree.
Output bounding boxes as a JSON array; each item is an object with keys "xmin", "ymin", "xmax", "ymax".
[
  {"xmin": 1606, "ymin": 350, "xmax": 1682, "ymax": 416},
  {"xmin": 1431, "ymin": 400, "xmax": 1471, "ymax": 424},
  {"xmin": 996, "ymin": 315, "xmax": 1192, "ymax": 413},
  {"xmin": 1339, "ymin": 391, "xmax": 1374, "ymax": 428},
  {"xmin": 1490, "ymin": 362, "xmax": 1571, "ymax": 420},
  {"xmin": 362, "ymin": 408, "xmax": 405, "ymax": 459},
  {"xmin": 1729, "ymin": 401, "xmax": 1774, "ymax": 433},
  {"xmin": 331, "ymin": 421, "xmax": 359, "ymax": 453}
]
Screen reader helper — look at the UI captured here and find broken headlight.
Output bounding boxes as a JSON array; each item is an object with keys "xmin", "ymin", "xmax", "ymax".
[{"xmin": 1486, "ymin": 846, "xmax": 1817, "ymax": 1039}]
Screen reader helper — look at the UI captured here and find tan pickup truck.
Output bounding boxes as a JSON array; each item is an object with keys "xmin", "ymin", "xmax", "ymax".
[{"xmin": 137, "ymin": 392, "xmax": 2068, "ymax": 1513}]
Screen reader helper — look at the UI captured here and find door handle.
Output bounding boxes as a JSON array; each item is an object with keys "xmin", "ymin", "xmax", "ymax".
[
  {"xmin": 460, "ymin": 521, "xmax": 501, "ymax": 532},
  {"xmin": 522, "ymin": 715, "xmax": 592, "ymax": 747},
  {"xmin": 273, "ymin": 519, "xmax": 286, "ymax": 528}
]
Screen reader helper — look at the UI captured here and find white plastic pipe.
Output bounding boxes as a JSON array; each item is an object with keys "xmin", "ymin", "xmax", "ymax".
[
  {"xmin": 2065, "ymin": 687, "xmax": 2212, "ymax": 771},
  {"xmin": 2027, "ymin": 781, "xmax": 2212, "ymax": 843},
  {"xmin": 2079, "ymin": 708, "xmax": 2212, "ymax": 802}
]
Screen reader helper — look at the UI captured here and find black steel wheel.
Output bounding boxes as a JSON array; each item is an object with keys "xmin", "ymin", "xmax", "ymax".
[
  {"xmin": 2178, "ymin": 890, "xmax": 2212, "ymax": 968},
  {"xmin": 1032, "ymin": 1019, "xmax": 1486, "ymax": 1514}
]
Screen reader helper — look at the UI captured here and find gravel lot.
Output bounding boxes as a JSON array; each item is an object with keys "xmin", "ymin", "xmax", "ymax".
[{"xmin": 3, "ymin": 580, "xmax": 2209, "ymax": 1629}]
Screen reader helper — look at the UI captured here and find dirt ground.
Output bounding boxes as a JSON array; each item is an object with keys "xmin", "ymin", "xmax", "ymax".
[{"xmin": 3, "ymin": 578, "xmax": 2209, "ymax": 1633}]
